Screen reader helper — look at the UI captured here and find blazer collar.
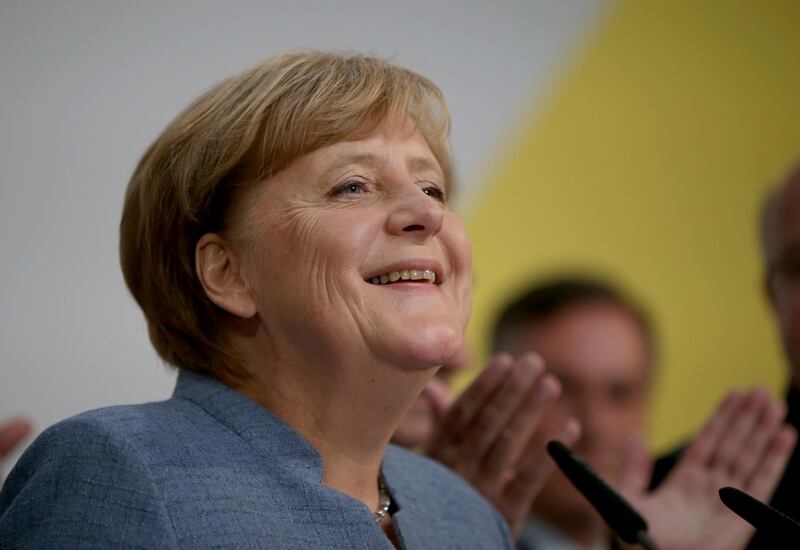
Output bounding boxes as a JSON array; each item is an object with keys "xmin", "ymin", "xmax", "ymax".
[{"xmin": 172, "ymin": 369, "xmax": 324, "ymax": 484}]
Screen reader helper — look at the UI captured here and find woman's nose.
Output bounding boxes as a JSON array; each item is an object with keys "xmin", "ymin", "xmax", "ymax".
[{"xmin": 385, "ymin": 186, "xmax": 444, "ymax": 239}]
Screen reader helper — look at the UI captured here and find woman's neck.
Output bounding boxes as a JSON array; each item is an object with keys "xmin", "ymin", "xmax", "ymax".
[{"xmin": 233, "ymin": 339, "xmax": 435, "ymax": 511}]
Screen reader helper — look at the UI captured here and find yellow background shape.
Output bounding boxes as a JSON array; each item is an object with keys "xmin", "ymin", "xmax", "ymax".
[{"xmin": 462, "ymin": 0, "xmax": 800, "ymax": 452}]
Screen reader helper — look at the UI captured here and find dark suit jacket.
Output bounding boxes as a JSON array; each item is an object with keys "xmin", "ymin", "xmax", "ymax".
[{"xmin": 0, "ymin": 370, "xmax": 512, "ymax": 549}]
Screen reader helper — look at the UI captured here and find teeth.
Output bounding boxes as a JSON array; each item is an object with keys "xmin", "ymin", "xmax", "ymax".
[{"xmin": 368, "ymin": 269, "xmax": 438, "ymax": 285}]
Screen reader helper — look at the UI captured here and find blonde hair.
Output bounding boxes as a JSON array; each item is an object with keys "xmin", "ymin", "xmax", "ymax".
[{"xmin": 120, "ymin": 50, "xmax": 452, "ymax": 381}]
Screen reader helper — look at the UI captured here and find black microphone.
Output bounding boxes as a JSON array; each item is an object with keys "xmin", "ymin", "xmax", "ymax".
[
  {"xmin": 719, "ymin": 486, "xmax": 800, "ymax": 547},
  {"xmin": 547, "ymin": 440, "xmax": 659, "ymax": 550}
]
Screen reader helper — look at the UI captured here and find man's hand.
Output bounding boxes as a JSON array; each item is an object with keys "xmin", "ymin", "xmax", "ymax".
[
  {"xmin": 0, "ymin": 417, "xmax": 31, "ymax": 483},
  {"xmin": 426, "ymin": 353, "xmax": 580, "ymax": 538},
  {"xmin": 619, "ymin": 389, "xmax": 796, "ymax": 550}
]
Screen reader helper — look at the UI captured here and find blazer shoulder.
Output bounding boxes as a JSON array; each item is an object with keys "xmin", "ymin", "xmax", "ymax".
[{"xmin": 0, "ymin": 404, "xmax": 180, "ymax": 549}]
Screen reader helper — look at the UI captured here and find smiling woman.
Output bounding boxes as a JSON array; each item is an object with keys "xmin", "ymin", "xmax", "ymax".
[
  {"xmin": 0, "ymin": 51, "xmax": 507, "ymax": 548},
  {"xmin": 215, "ymin": 120, "xmax": 472, "ymax": 378}
]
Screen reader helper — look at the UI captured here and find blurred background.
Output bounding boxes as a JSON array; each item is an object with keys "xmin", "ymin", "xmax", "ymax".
[{"xmin": 2, "ymin": 0, "xmax": 799, "ymax": 469}]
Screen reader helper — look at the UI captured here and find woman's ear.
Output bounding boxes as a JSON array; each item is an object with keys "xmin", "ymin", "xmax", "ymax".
[{"xmin": 195, "ymin": 233, "xmax": 257, "ymax": 318}]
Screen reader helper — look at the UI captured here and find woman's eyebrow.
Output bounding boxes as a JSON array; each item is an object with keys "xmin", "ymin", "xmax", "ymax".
[
  {"xmin": 322, "ymin": 152, "xmax": 442, "ymax": 179},
  {"xmin": 408, "ymin": 156, "xmax": 443, "ymax": 178},
  {"xmin": 316, "ymin": 153, "xmax": 380, "ymax": 183},
  {"xmin": 329, "ymin": 153, "xmax": 382, "ymax": 171}
]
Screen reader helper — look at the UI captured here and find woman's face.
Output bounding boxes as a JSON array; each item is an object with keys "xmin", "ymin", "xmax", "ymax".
[{"xmin": 237, "ymin": 120, "xmax": 472, "ymax": 371}]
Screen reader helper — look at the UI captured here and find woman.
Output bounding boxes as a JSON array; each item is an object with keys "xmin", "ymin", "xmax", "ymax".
[{"xmin": 0, "ymin": 50, "xmax": 517, "ymax": 548}]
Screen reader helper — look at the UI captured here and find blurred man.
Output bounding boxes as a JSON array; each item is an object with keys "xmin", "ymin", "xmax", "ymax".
[
  {"xmin": 492, "ymin": 278, "xmax": 653, "ymax": 549},
  {"xmin": 755, "ymin": 162, "xmax": 800, "ymax": 537},
  {"xmin": 639, "ymin": 161, "xmax": 800, "ymax": 550}
]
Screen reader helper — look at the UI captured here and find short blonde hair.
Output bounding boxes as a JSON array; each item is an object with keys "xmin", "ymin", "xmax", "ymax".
[{"xmin": 120, "ymin": 50, "xmax": 452, "ymax": 381}]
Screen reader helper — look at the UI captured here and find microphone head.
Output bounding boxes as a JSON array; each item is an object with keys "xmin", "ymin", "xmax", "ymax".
[
  {"xmin": 547, "ymin": 440, "xmax": 648, "ymax": 544},
  {"xmin": 719, "ymin": 486, "xmax": 800, "ymax": 544}
]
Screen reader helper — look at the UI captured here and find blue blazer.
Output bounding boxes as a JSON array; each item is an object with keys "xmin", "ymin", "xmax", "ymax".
[{"xmin": 0, "ymin": 370, "xmax": 512, "ymax": 549}]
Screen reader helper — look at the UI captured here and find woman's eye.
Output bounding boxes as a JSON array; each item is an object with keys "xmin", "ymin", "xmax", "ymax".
[
  {"xmin": 422, "ymin": 185, "xmax": 446, "ymax": 203},
  {"xmin": 329, "ymin": 180, "xmax": 367, "ymax": 197}
]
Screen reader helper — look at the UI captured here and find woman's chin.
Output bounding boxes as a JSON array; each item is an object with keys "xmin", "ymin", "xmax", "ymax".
[{"xmin": 383, "ymin": 326, "xmax": 463, "ymax": 371}]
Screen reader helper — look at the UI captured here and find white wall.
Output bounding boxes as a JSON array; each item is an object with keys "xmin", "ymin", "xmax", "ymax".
[{"xmin": 0, "ymin": 0, "xmax": 606, "ymax": 469}]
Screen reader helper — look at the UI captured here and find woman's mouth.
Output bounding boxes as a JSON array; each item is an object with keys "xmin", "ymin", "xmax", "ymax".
[{"xmin": 368, "ymin": 269, "xmax": 436, "ymax": 285}]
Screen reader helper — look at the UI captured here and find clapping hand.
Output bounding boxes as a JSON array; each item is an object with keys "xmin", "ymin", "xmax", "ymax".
[
  {"xmin": 618, "ymin": 389, "xmax": 796, "ymax": 550},
  {"xmin": 425, "ymin": 353, "xmax": 580, "ymax": 537}
]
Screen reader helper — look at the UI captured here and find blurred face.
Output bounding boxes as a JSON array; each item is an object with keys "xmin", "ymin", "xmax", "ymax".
[
  {"xmin": 519, "ymin": 302, "xmax": 652, "ymax": 525},
  {"xmin": 237, "ymin": 120, "xmax": 472, "ymax": 374},
  {"xmin": 766, "ymin": 180, "xmax": 800, "ymax": 379}
]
